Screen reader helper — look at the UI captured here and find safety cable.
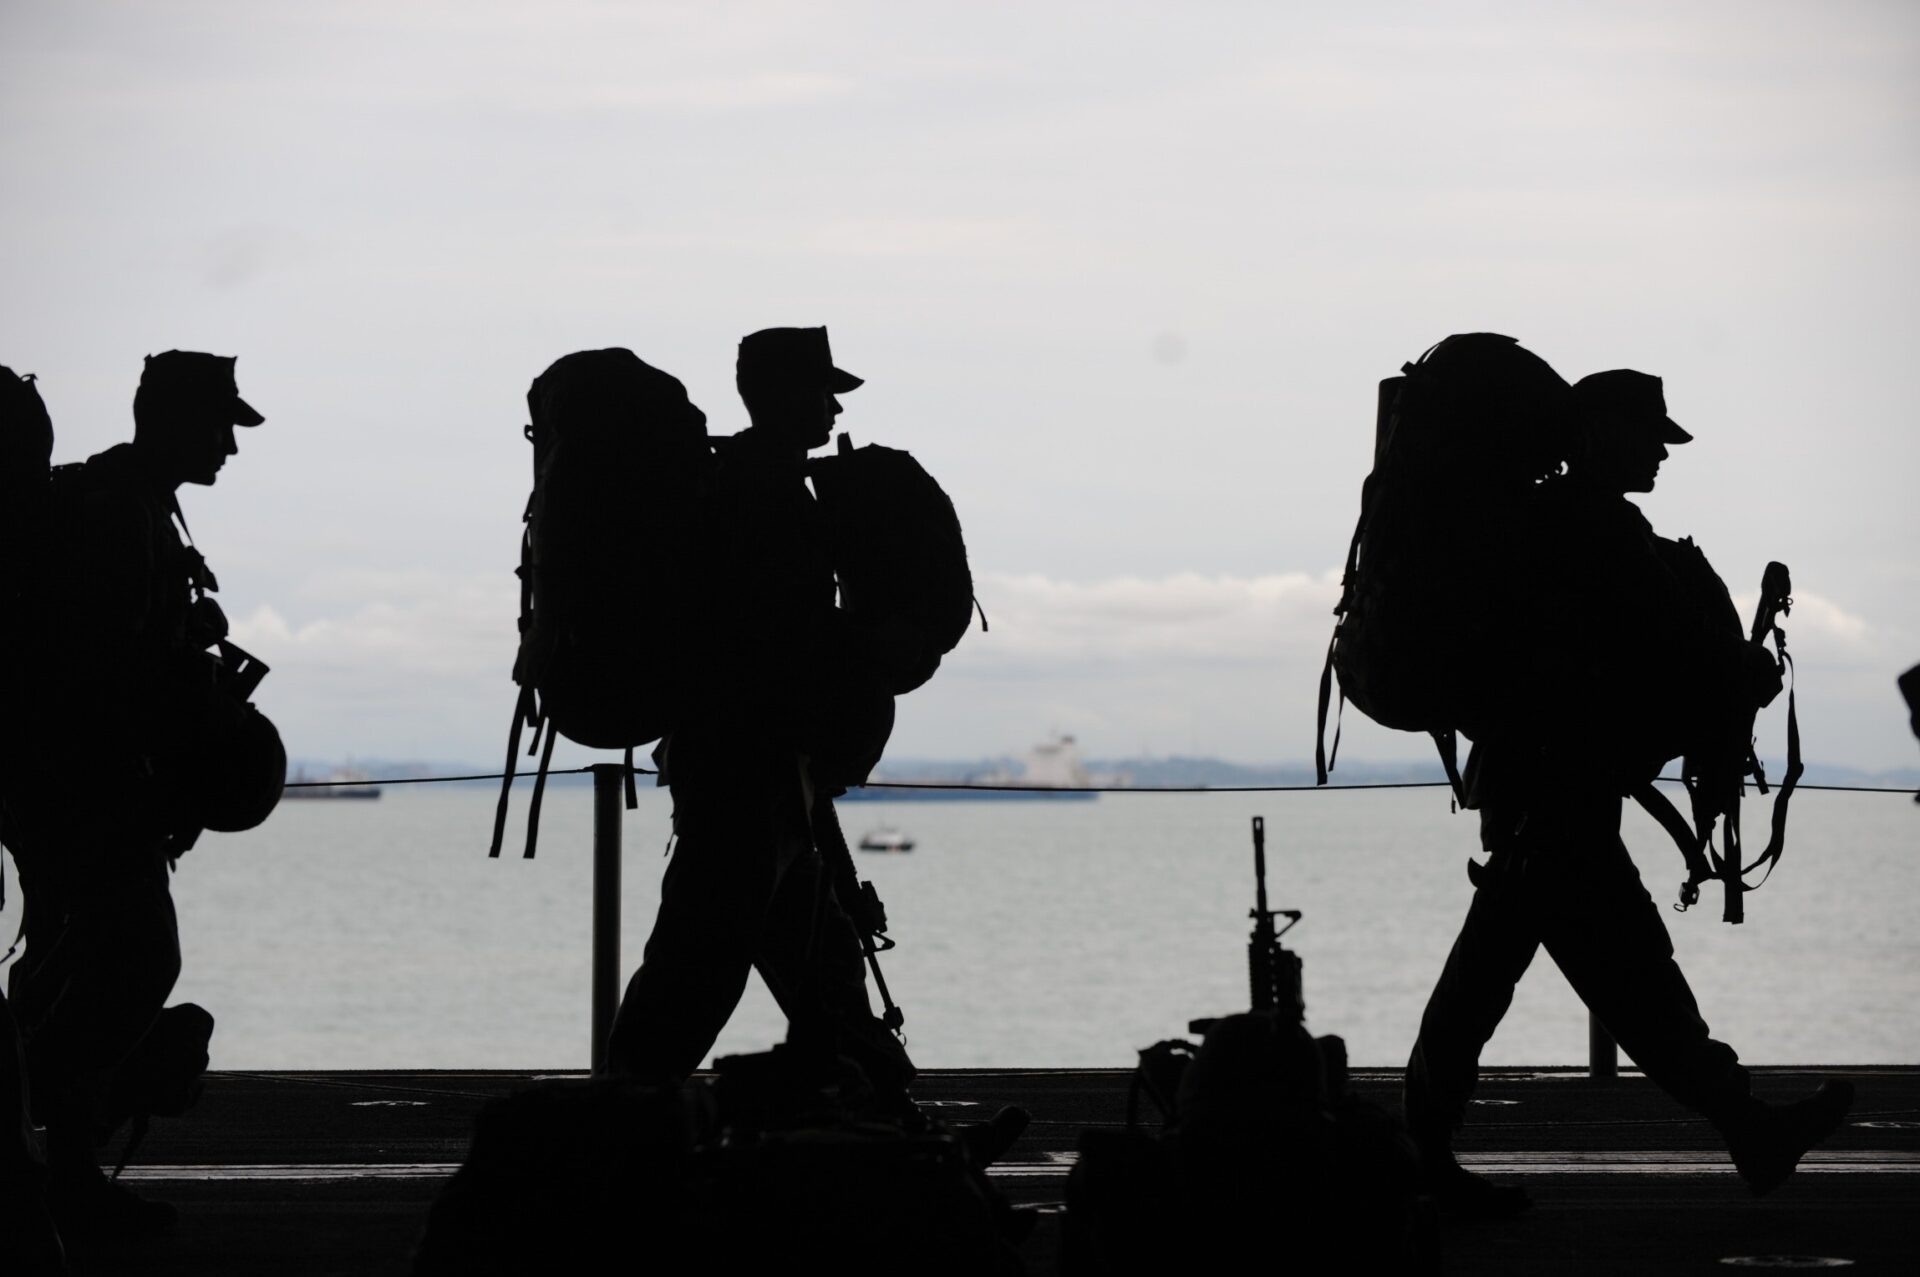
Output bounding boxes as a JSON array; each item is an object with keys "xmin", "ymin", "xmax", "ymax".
[{"xmin": 281, "ymin": 770, "xmax": 1917, "ymax": 795}]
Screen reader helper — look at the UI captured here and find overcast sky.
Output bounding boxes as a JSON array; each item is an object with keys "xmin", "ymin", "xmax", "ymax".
[{"xmin": 4, "ymin": 1, "xmax": 1915, "ymax": 770}]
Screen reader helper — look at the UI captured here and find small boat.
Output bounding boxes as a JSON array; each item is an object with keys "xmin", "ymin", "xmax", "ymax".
[{"xmin": 857, "ymin": 826, "xmax": 915, "ymax": 853}]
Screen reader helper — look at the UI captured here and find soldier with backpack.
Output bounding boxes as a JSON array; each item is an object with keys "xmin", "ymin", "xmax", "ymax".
[
  {"xmin": 604, "ymin": 327, "xmax": 926, "ymax": 1109},
  {"xmin": 2, "ymin": 352, "xmax": 275, "ymax": 1238},
  {"xmin": 1319, "ymin": 337, "xmax": 1852, "ymax": 1216}
]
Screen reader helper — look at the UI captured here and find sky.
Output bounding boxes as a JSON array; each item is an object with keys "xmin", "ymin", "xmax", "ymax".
[{"xmin": 3, "ymin": 1, "xmax": 1916, "ymax": 770}]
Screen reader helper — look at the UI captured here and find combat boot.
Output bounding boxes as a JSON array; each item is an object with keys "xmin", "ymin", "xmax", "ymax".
[{"xmin": 1722, "ymin": 1079, "xmax": 1855, "ymax": 1196}]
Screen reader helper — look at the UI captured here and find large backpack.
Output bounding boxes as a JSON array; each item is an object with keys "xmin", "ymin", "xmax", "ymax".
[
  {"xmin": 1315, "ymin": 334, "xmax": 1574, "ymax": 792},
  {"xmin": 2, "ymin": 369, "xmax": 282, "ymax": 853},
  {"xmin": 489, "ymin": 349, "xmax": 712, "ymax": 858},
  {"xmin": 807, "ymin": 433, "xmax": 980, "ymax": 696},
  {"xmin": 0, "ymin": 367, "xmax": 53, "ymax": 868},
  {"xmin": 1, "ymin": 366, "xmax": 53, "ymax": 674}
]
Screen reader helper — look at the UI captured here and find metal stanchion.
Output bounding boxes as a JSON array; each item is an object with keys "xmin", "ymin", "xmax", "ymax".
[
  {"xmin": 1588, "ymin": 1011, "xmax": 1618, "ymax": 1081},
  {"xmin": 590, "ymin": 763, "xmax": 624, "ymax": 1073}
]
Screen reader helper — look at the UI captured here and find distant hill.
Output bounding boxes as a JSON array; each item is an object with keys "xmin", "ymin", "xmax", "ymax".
[
  {"xmin": 293, "ymin": 754, "xmax": 1917, "ymax": 793},
  {"xmin": 869, "ymin": 754, "xmax": 1452, "ymax": 788}
]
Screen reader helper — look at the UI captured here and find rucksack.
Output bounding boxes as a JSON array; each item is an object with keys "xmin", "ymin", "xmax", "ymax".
[
  {"xmin": 1, "ymin": 372, "xmax": 281, "ymax": 854},
  {"xmin": 1, "ymin": 364, "xmax": 52, "ymax": 536},
  {"xmin": 808, "ymin": 434, "xmax": 981, "ymax": 696},
  {"xmin": 1, "ymin": 367, "xmax": 53, "ymax": 686},
  {"xmin": 1315, "ymin": 334, "xmax": 1574, "ymax": 793},
  {"xmin": 489, "ymin": 349, "xmax": 713, "ymax": 858}
]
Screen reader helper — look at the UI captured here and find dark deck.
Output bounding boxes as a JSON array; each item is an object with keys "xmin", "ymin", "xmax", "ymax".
[{"xmin": 58, "ymin": 1065, "xmax": 1920, "ymax": 1274}]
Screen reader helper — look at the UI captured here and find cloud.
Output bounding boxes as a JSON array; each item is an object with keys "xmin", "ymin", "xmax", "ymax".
[
  {"xmin": 1730, "ymin": 588, "xmax": 1874, "ymax": 656},
  {"xmin": 215, "ymin": 565, "xmax": 1909, "ymax": 768},
  {"xmin": 958, "ymin": 570, "xmax": 1342, "ymax": 669}
]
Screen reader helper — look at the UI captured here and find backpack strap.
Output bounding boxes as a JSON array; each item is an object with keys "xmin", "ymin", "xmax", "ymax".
[
  {"xmin": 1313, "ymin": 629, "xmax": 1343, "ymax": 786},
  {"xmin": 487, "ymin": 684, "xmax": 535, "ymax": 858},
  {"xmin": 1743, "ymin": 634, "xmax": 1803, "ymax": 893},
  {"xmin": 520, "ymin": 721, "xmax": 557, "ymax": 860},
  {"xmin": 1632, "ymin": 781, "xmax": 1714, "ymax": 911},
  {"xmin": 1314, "ymin": 491, "xmax": 1370, "ymax": 786},
  {"xmin": 1431, "ymin": 729, "xmax": 1465, "ymax": 807}
]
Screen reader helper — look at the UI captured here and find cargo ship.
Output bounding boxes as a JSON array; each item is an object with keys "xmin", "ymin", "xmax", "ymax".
[{"xmin": 839, "ymin": 734, "xmax": 1119, "ymax": 801}]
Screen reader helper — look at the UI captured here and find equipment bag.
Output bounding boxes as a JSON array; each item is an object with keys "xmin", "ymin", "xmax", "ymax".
[
  {"xmin": 807, "ymin": 433, "xmax": 982, "ymax": 696},
  {"xmin": 489, "ymin": 350, "xmax": 713, "ymax": 858},
  {"xmin": 1315, "ymin": 333, "xmax": 1575, "ymax": 794}
]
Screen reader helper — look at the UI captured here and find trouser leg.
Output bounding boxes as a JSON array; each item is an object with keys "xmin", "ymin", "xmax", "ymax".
[
  {"xmin": 1541, "ymin": 831, "xmax": 1752, "ymax": 1124},
  {"xmin": 754, "ymin": 849, "xmax": 916, "ymax": 1094},
  {"xmin": 1404, "ymin": 864, "xmax": 1541, "ymax": 1155},
  {"xmin": 9, "ymin": 849, "xmax": 181, "ymax": 1144},
  {"xmin": 605, "ymin": 805, "xmax": 784, "ymax": 1082}
]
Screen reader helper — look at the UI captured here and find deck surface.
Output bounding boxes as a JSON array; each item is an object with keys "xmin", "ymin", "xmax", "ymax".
[{"xmin": 48, "ymin": 1065, "xmax": 1920, "ymax": 1274}]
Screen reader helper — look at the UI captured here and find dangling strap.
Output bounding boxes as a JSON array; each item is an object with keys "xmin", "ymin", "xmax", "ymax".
[
  {"xmin": 166, "ymin": 495, "xmax": 218, "ymax": 597},
  {"xmin": 487, "ymin": 685, "xmax": 534, "ymax": 858},
  {"xmin": 521, "ymin": 726, "xmax": 558, "ymax": 860},
  {"xmin": 1431, "ymin": 728, "xmax": 1465, "ymax": 807},
  {"xmin": 973, "ymin": 596, "xmax": 990, "ymax": 633},
  {"xmin": 1632, "ymin": 781, "xmax": 1712, "ymax": 911},
  {"xmin": 1315, "ymin": 493, "xmax": 1371, "ymax": 786},
  {"xmin": 1314, "ymin": 626, "xmax": 1342, "ymax": 785},
  {"xmin": 623, "ymin": 746, "xmax": 639, "ymax": 809},
  {"xmin": 811, "ymin": 794, "xmax": 904, "ymax": 1034},
  {"xmin": 1745, "ymin": 647, "xmax": 1802, "ymax": 892},
  {"xmin": 1719, "ymin": 790, "xmax": 1745, "ymax": 925}
]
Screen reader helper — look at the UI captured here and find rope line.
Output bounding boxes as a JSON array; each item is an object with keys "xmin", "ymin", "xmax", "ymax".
[{"xmin": 282, "ymin": 771, "xmax": 1917, "ymax": 795}]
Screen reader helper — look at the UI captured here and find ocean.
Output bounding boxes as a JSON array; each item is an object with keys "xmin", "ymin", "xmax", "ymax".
[{"xmin": 3, "ymin": 783, "xmax": 1913, "ymax": 1072}]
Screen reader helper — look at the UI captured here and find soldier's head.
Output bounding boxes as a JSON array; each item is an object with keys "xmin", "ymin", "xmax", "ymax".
[
  {"xmin": 735, "ymin": 327, "xmax": 861, "ymax": 451},
  {"xmin": 132, "ymin": 351, "xmax": 263, "ymax": 487},
  {"xmin": 1571, "ymin": 369, "xmax": 1689, "ymax": 494}
]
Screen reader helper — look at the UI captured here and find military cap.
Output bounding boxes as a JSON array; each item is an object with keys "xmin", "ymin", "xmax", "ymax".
[
  {"xmin": 139, "ymin": 351, "xmax": 264, "ymax": 427},
  {"xmin": 1572, "ymin": 369, "xmax": 1690, "ymax": 444},
  {"xmin": 736, "ymin": 327, "xmax": 863, "ymax": 396}
]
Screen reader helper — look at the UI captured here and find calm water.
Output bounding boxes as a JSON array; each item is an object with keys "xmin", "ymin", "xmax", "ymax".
[{"xmin": 3, "ymin": 784, "xmax": 1913, "ymax": 1071}]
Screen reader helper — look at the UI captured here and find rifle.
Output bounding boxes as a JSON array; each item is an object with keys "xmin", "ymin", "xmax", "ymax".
[
  {"xmin": 1190, "ymin": 816, "xmax": 1303, "ymax": 1033},
  {"xmin": 810, "ymin": 794, "xmax": 906, "ymax": 1035},
  {"xmin": 1672, "ymin": 560, "xmax": 1801, "ymax": 924}
]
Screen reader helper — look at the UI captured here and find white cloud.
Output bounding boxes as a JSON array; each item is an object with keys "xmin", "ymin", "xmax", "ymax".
[
  {"xmin": 960, "ymin": 570, "xmax": 1341, "ymax": 667},
  {"xmin": 1731, "ymin": 588, "xmax": 1874, "ymax": 657},
  {"xmin": 214, "ymin": 565, "xmax": 1910, "ymax": 769}
]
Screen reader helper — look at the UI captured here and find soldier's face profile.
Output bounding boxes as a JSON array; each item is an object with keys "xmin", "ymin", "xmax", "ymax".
[
  {"xmin": 1619, "ymin": 432, "xmax": 1667, "ymax": 493},
  {"xmin": 1583, "ymin": 415, "xmax": 1669, "ymax": 494},
  {"xmin": 180, "ymin": 415, "xmax": 239, "ymax": 486},
  {"xmin": 816, "ymin": 392, "xmax": 843, "ymax": 448}
]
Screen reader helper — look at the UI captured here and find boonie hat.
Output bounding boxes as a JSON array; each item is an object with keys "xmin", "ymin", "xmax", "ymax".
[
  {"xmin": 1572, "ymin": 369, "xmax": 1690, "ymax": 444},
  {"xmin": 140, "ymin": 351, "xmax": 265, "ymax": 427},
  {"xmin": 737, "ymin": 327, "xmax": 863, "ymax": 395}
]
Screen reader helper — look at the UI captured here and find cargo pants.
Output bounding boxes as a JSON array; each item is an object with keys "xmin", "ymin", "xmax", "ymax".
[
  {"xmin": 1404, "ymin": 789, "xmax": 1754, "ymax": 1155},
  {"xmin": 605, "ymin": 727, "xmax": 915, "ymax": 1093}
]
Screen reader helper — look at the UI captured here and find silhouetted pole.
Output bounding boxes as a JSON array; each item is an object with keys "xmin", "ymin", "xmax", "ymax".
[
  {"xmin": 590, "ymin": 763, "xmax": 624, "ymax": 1073},
  {"xmin": 1588, "ymin": 1012, "xmax": 1618, "ymax": 1081}
]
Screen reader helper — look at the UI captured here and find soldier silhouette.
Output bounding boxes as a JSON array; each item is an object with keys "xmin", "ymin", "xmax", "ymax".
[
  {"xmin": 3, "ymin": 352, "xmax": 259, "ymax": 1238},
  {"xmin": 605, "ymin": 328, "xmax": 916, "ymax": 1112},
  {"xmin": 1403, "ymin": 366, "xmax": 1854, "ymax": 1215}
]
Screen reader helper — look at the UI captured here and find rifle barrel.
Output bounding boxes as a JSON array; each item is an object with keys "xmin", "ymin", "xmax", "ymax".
[{"xmin": 1252, "ymin": 816, "xmax": 1268, "ymax": 917}]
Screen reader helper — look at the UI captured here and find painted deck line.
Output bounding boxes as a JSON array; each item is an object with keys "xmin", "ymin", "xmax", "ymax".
[{"xmin": 115, "ymin": 1149, "xmax": 1920, "ymax": 1184}]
